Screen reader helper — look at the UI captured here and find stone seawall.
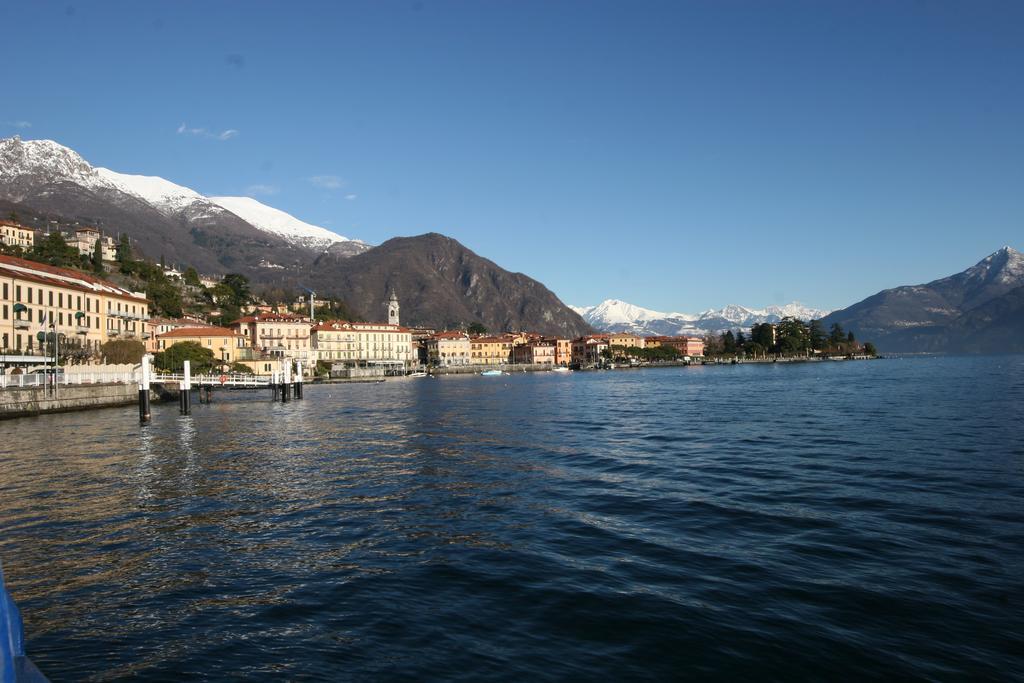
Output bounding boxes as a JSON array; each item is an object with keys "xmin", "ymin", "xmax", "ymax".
[{"xmin": 0, "ymin": 383, "xmax": 161, "ymax": 420}]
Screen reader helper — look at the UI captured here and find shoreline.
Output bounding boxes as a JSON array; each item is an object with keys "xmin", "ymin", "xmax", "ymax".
[{"xmin": 0, "ymin": 355, "xmax": 879, "ymax": 420}]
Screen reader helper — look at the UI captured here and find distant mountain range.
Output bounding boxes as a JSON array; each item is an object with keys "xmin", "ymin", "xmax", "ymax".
[
  {"xmin": 572, "ymin": 299, "xmax": 830, "ymax": 337},
  {"xmin": 821, "ymin": 246, "xmax": 1024, "ymax": 353},
  {"xmin": 0, "ymin": 136, "xmax": 587, "ymax": 336}
]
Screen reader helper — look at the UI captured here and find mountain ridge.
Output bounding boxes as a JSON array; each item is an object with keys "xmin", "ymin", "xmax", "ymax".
[
  {"xmin": 574, "ymin": 299, "xmax": 830, "ymax": 337},
  {"xmin": 821, "ymin": 246, "xmax": 1024, "ymax": 352}
]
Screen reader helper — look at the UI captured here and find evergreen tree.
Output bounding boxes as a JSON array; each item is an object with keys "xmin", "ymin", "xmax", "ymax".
[
  {"xmin": 736, "ymin": 330, "xmax": 747, "ymax": 347},
  {"xmin": 847, "ymin": 330, "xmax": 856, "ymax": 343},
  {"xmin": 722, "ymin": 330, "xmax": 737, "ymax": 354},
  {"xmin": 809, "ymin": 319, "xmax": 826, "ymax": 350},
  {"xmin": 116, "ymin": 234, "xmax": 132, "ymax": 265},
  {"xmin": 91, "ymin": 238, "xmax": 105, "ymax": 274},
  {"xmin": 183, "ymin": 267, "xmax": 201, "ymax": 287},
  {"xmin": 829, "ymin": 322, "xmax": 845, "ymax": 344}
]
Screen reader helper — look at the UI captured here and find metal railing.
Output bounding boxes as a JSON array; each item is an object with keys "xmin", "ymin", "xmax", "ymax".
[{"xmin": 0, "ymin": 370, "xmax": 139, "ymax": 389}]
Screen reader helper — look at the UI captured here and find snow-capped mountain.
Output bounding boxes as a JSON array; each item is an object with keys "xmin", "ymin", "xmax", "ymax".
[
  {"xmin": 209, "ymin": 196, "xmax": 369, "ymax": 253},
  {"xmin": 0, "ymin": 136, "xmax": 364, "ymax": 252},
  {"xmin": 574, "ymin": 299, "xmax": 831, "ymax": 336}
]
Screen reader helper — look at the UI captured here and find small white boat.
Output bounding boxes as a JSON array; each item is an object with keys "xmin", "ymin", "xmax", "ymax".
[
  {"xmin": 409, "ymin": 372, "xmax": 428, "ymax": 377},
  {"xmin": 551, "ymin": 367, "xmax": 571, "ymax": 373},
  {"xmin": 480, "ymin": 369, "xmax": 504, "ymax": 376}
]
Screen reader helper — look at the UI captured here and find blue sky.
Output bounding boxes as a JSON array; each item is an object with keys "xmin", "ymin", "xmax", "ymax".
[{"xmin": 3, "ymin": 1, "xmax": 1022, "ymax": 313}]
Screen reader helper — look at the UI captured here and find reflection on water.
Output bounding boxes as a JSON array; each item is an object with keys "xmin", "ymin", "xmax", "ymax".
[{"xmin": 2, "ymin": 358, "xmax": 1023, "ymax": 680}]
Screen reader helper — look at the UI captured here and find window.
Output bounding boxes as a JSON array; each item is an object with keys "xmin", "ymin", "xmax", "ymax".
[
  {"xmin": 27, "ymin": 289, "xmax": 32, "ymax": 304},
  {"xmin": 49, "ymin": 291, "xmax": 53, "ymax": 306}
]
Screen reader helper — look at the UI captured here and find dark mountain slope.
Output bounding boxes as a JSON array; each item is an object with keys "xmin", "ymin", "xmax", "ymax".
[
  {"xmin": 822, "ymin": 247, "xmax": 1024, "ymax": 352},
  {"xmin": 311, "ymin": 233, "xmax": 591, "ymax": 336}
]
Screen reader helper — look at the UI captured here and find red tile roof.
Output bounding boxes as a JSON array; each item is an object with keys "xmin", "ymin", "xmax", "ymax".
[
  {"xmin": 158, "ymin": 326, "xmax": 243, "ymax": 339},
  {"xmin": 0, "ymin": 254, "xmax": 148, "ymax": 304}
]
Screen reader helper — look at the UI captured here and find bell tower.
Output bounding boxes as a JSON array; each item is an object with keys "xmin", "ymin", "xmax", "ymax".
[{"xmin": 387, "ymin": 290, "xmax": 400, "ymax": 326}]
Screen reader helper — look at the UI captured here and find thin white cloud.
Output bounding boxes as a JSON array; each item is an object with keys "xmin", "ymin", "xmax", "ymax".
[
  {"xmin": 177, "ymin": 122, "xmax": 239, "ymax": 141},
  {"xmin": 310, "ymin": 175, "xmax": 346, "ymax": 190},
  {"xmin": 245, "ymin": 184, "xmax": 279, "ymax": 196},
  {"xmin": 344, "ymin": 193, "xmax": 358, "ymax": 201},
  {"xmin": 2, "ymin": 120, "xmax": 32, "ymax": 129}
]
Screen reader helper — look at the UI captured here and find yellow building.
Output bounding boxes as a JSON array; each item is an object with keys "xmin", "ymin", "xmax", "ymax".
[
  {"xmin": 470, "ymin": 335, "xmax": 514, "ymax": 365},
  {"xmin": 607, "ymin": 333, "xmax": 644, "ymax": 350},
  {"xmin": 232, "ymin": 312, "xmax": 313, "ymax": 360},
  {"xmin": 1, "ymin": 254, "xmax": 149, "ymax": 358},
  {"xmin": 312, "ymin": 321, "xmax": 414, "ymax": 369},
  {"xmin": 155, "ymin": 326, "xmax": 248, "ymax": 366},
  {"xmin": 0, "ymin": 220, "xmax": 34, "ymax": 250}
]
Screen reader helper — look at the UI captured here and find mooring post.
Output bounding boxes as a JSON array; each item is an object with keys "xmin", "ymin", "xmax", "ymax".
[
  {"xmin": 295, "ymin": 360, "xmax": 304, "ymax": 399},
  {"xmin": 181, "ymin": 360, "xmax": 192, "ymax": 414},
  {"xmin": 139, "ymin": 354, "xmax": 152, "ymax": 423},
  {"xmin": 282, "ymin": 361, "xmax": 291, "ymax": 402},
  {"xmin": 270, "ymin": 371, "xmax": 278, "ymax": 400}
]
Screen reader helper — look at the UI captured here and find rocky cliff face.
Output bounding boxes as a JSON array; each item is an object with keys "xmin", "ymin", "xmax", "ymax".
[
  {"xmin": 312, "ymin": 233, "xmax": 591, "ymax": 336},
  {"xmin": 821, "ymin": 247, "xmax": 1024, "ymax": 352}
]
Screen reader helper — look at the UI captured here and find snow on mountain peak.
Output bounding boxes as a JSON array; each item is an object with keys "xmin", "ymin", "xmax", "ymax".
[
  {"xmin": 575, "ymin": 298, "xmax": 832, "ymax": 336},
  {"xmin": 96, "ymin": 167, "xmax": 207, "ymax": 211},
  {"xmin": 209, "ymin": 196, "xmax": 353, "ymax": 251},
  {"xmin": 0, "ymin": 136, "xmax": 96, "ymax": 183}
]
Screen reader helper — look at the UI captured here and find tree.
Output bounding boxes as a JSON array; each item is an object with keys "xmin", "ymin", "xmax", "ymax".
[
  {"xmin": 751, "ymin": 323, "xmax": 775, "ymax": 352},
  {"xmin": 722, "ymin": 330, "xmax": 737, "ymax": 354},
  {"xmin": 29, "ymin": 232, "xmax": 80, "ymax": 267},
  {"xmin": 221, "ymin": 273, "xmax": 251, "ymax": 306},
  {"xmin": 91, "ymin": 238, "xmax": 105, "ymax": 274},
  {"xmin": 863, "ymin": 342, "xmax": 877, "ymax": 356},
  {"xmin": 847, "ymin": 330, "xmax": 856, "ymax": 344},
  {"xmin": 776, "ymin": 317, "xmax": 810, "ymax": 356},
  {"xmin": 147, "ymin": 278, "xmax": 183, "ymax": 317},
  {"xmin": 116, "ymin": 234, "xmax": 133, "ymax": 265},
  {"xmin": 100, "ymin": 339, "xmax": 146, "ymax": 365},
  {"xmin": 736, "ymin": 331, "xmax": 746, "ymax": 347},
  {"xmin": 229, "ymin": 361, "xmax": 253, "ymax": 374},
  {"xmin": 183, "ymin": 267, "xmax": 202, "ymax": 287},
  {"xmin": 467, "ymin": 322, "xmax": 488, "ymax": 335},
  {"xmin": 829, "ymin": 322, "xmax": 845, "ymax": 345},
  {"xmin": 809, "ymin": 319, "xmax": 826, "ymax": 350},
  {"xmin": 154, "ymin": 341, "xmax": 217, "ymax": 373}
]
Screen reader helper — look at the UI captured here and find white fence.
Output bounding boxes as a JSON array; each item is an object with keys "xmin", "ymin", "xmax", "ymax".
[{"xmin": 0, "ymin": 370, "xmax": 139, "ymax": 389}]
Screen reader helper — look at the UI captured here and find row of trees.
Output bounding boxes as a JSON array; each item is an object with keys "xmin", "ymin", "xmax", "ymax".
[{"xmin": 705, "ymin": 318, "xmax": 876, "ymax": 358}]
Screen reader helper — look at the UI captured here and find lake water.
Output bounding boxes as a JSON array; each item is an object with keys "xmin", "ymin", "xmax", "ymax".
[{"xmin": 1, "ymin": 357, "xmax": 1022, "ymax": 680}]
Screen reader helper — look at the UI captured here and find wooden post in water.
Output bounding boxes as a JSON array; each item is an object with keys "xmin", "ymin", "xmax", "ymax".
[
  {"xmin": 138, "ymin": 354, "xmax": 152, "ymax": 423},
  {"xmin": 180, "ymin": 360, "xmax": 192, "ymax": 415},
  {"xmin": 295, "ymin": 360, "xmax": 304, "ymax": 399},
  {"xmin": 281, "ymin": 360, "xmax": 291, "ymax": 402}
]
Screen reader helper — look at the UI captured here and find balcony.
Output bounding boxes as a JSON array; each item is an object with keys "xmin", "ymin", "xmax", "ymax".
[
  {"xmin": 13, "ymin": 320, "xmax": 31, "ymax": 331},
  {"xmin": 107, "ymin": 329, "xmax": 120, "ymax": 337},
  {"xmin": 76, "ymin": 325, "xmax": 90, "ymax": 335}
]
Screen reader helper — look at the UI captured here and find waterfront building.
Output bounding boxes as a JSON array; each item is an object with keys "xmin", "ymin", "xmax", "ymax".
[
  {"xmin": 66, "ymin": 227, "xmax": 117, "ymax": 261},
  {"xmin": 312, "ymin": 320, "xmax": 414, "ymax": 370},
  {"xmin": 0, "ymin": 253, "xmax": 149, "ymax": 358},
  {"xmin": 231, "ymin": 312, "xmax": 313, "ymax": 360},
  {"xmin": 155, "ymin": 326, "xmax": 248, "ymax": 367},
  {"xmin": 607, "ymin": 333, "xmax": 644, "ymax": 351},
  {"xmin": 0, "ymin": 220, "xmax": 34, "ymax": 250},
  {"xmin": 146, "ymin": 317, "xmax": 216, "ymax": 352},
  {"xmin": 647, "ymin": 336, "xmax": 705, "ymax": 357},
  {"xmin": 550, "ymin": 338, "xmax": 573, "ymax": 366},
  {"xmin": 426, "ymin": 331, "xmax": 472, "ymax": 366},
  {"xmin": 470, "ymin": 335, "xmax": 514, "ymax": 365},
  {"xmin": 512, "ymin": 339, "xmax": 556, "ymax": 365},
  {"xmin": 571, "ymin": 336, "xmax": 610, "ymax": 365}
]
